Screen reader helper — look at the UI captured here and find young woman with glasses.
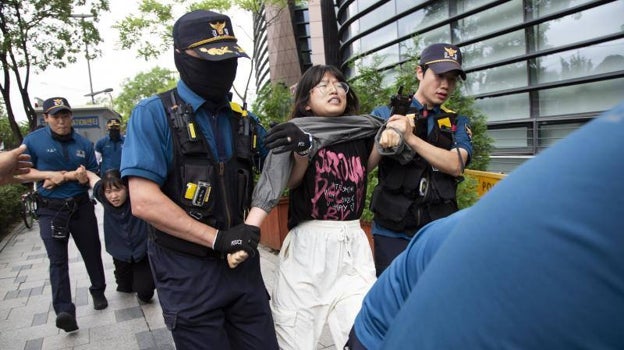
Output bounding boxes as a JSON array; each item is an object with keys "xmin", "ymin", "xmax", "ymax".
[{"xmin": 240, "ymin": 64, "xmax": 384, "ymax": 350}]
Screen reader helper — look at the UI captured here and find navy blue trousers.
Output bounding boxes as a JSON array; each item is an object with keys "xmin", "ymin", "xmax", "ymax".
[
  {"xmin": 148, "ymin": 239, "xmax": 278, "ymax": 350},
  {"xmin": 373, "ymin": 235, "xmax": 410, "ymax": 277},
  {"xmin": 113, "ymin": 256, "xmax": 155, "ymax": 301},
  {"xmin": 38, "ymin": 195, "xmax": 106, "ymax": 315}
]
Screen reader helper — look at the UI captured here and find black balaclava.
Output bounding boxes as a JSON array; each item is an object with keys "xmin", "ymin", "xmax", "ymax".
[
  {"xmin": 174, "ymin": 50, "xmax": 238, "ymax": 101},
  {"xmin": 109, "ymin": 128, "xmax": 121, "ymax": 141}
]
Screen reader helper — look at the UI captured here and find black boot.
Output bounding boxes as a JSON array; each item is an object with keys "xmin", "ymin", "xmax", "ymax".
[
  {"xmin": 56, "ymin": 312, "xmax": 79, "ymax": 332},
  {"xmin": 92, "ymin": 292, "xmax": 108, "ymax": 310}
]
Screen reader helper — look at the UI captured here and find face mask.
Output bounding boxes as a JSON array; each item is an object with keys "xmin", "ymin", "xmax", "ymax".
[
  {"xmin": 174, "ymin": 51, "xmax": 237, "ymax": 100},
  {"xmin": 109, "ymin": 128, "xmax": 121, "ymax": 141}
]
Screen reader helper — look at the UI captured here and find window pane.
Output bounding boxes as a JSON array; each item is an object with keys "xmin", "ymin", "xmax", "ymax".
[
  {"xmin": 359, "ymin": 0, "xmax": 380, "ymax": 10},
  {"xmin": 536, "ymin": 39, "xmax": 624, "ymax": 84},
  {"xmin": 539, "ymin": 78, "xmax": 624, "ymax": 116},
  {"xmin": 360, "ymin": 22, "xmax": 397, "ymax": 53},
  {"xmin": 462, "ymin": 30, "xmax": 526, "ymax": 69},
  {"xmin": 530, "ymin": 0, "xmax": 604, "ymax": 18},
  {"xmin": 360, "ymin": 44, "xmax": 400, "ymax": 69},
  {"xmin": 535, "ymin": 2, "xmax": 624, "ymax": 50},
  {"xmin": 488, "ymin": 157, "xmax": 527, "ymax": 173},
  {"xmin": 539, "ymin": 122, "xmax": 584, "ymax": 148},
  {"xmin": 454, "ymin": 0, "xmax": 523, "ymax": 42},
  {"xmin": 359, "ymin": 1, "xmax": 395, "ymax": 33},
  {"xmin": 473, "ymin": 93, "xmax": 530, "ymax": 122},
  {"xmin": 396, "ymin": 0, "xmax": 430, "ymax": 13},
  {"xmin": 397, "ymin": 2, "xmax": 449, "ymax": 36},
  {"xmin": 456, "ymin": 0, "xmax": 501, "ymax": 13},
  {"xmin": 464, "ymin": 61, "xmax": 527, "ymax": 95},
  {"xmin": 417, "ymin": 26, "xmax": 451, "ymax": 51},
  {"xmin": 489, "ymin": 126, "xmax": 531, "ymax": 148}
]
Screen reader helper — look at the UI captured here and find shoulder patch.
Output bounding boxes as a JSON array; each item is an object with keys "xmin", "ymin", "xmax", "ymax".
[{"xmin": 230, "ymin": 102, "xmax": 248, "ymax": 117}]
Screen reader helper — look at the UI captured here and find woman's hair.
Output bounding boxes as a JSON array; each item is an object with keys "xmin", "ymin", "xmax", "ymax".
[
  {"xmin": 289, "ymin": 65, "xmax": 359, "ymax": 119},
  {"xmin": 100, "ymin": 169, "xmax": 126, "ymax": 192}
]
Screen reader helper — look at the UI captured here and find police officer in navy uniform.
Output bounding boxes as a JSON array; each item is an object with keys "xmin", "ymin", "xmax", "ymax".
[
  {"xmin": 95, "ymin": 118, "xmax": 124, "ymax": 174},
  {"xmin": 370, "ymin": 43, "xmax": 473, "ymax": 276},
  {"xmin": 120, "ymin": 10, "xmax": 278, "ymax": 349},
  {"xmin": 19, "ymin": 97, "xmax": 107, "ymax": 333}
]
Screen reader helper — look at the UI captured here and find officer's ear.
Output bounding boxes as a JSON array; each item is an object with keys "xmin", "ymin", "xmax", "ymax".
[{"xmin": 416, "ymin": 65, "xmax": 425, "ymax": 81}]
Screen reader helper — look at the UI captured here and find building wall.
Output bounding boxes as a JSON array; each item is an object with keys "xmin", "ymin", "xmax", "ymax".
[
  {"xmin": 335, "ymin": 0, "xmax": 624, "ymax": 173},
  {"xmin": 308, "ymin": 0, "xmax": 326, "ymax": 65},
  {"xmin": 265, "ymin": 4, "xmax": 303, "ymax": 88}
]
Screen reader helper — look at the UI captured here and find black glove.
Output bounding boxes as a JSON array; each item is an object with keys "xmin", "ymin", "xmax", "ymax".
[
  {"xmin": 264, "ymin": 122, "xmax": 312, "ymax": 154},
  {"xmin": 213, "ymin": 223, "xmax": 260, "ymax": 256}
]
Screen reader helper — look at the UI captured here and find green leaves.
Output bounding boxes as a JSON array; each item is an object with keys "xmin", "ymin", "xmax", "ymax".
[
  {"xmin": 115, "ymin": 0, "xmax": 233, "ymax": 61},
  {"xmin": 114, "ymin": 66, "xmax": 177, "ymax": 119},
  {"xmin": 251, "ymin": 82, "xmax": 292, "ymax": 126},
  {"xmin": 0, "ymin": 0, "xmax": 109, "ymax": 140}
]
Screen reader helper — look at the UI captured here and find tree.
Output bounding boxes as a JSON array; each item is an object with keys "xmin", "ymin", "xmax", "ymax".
[
  {"xmin": 0, "ymin": 0, "xmax": 109, "ymax": 142},
  {"xmin": 114, "ymin": 66, "xmax": 177, "ymax": 120},
  {"xmin": 250, "ymin": 81, "xmax": 292, "ymax": 127},
  {"xmin": 0, "ymin": 103, "xmax": 31, "ymax": 149},
  {"xmin": 115, "ymin": 0, "xmax": 299, "ymax": 107}
]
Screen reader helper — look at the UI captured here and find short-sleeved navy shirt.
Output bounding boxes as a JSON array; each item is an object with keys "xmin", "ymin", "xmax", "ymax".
[
  {"xmin": 95, "ymin": 135, "xmax": 124, "ymax": 174},
  {"xmin": 121, "ymin": 80, "xmax": 266, "ymax": 184},
  {"xmin": 23, "ymin": 126, "xmax": 98, "ymax": 199}
]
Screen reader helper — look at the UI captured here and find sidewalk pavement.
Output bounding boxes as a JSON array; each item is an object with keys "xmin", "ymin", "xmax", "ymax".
[{"xmin": 0, "ymin": 204, "xmax": 335, "ymax": 349}]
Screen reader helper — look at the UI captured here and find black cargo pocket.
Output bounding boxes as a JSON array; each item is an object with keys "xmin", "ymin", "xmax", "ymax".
[
  {"xmin": 370, "ymin": 186, "xmax": 412, "ymax": 222},
  {"xmin": 163, "ymin": 311, "xmax": 177, "ymax": 331},
  {"xmin": 430, "ymin": 171, "xmax": 456, "ymax": 200}
]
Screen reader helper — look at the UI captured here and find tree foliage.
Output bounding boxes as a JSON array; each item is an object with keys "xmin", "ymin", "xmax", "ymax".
[
  {"xmin": 0, "ymin": 0, "xmax": 109, "ymax": 142},
  {"xmin": 0, "ymin": 103, "xmax": 29, "ymax": 149},
  {"xmin": 115, "ymin": 0, "xmax": 232, "ymax": 60},
  {"xmin": 114, "ymin": 66, "xmax": 177, "ymax": 120},
  {"xmin": 250, "ymin": 81, "xmax": 292, "ymax": 127},
  {"xmin": 115, "ymin": 0, "xmax": 301, "ymax": 108}
]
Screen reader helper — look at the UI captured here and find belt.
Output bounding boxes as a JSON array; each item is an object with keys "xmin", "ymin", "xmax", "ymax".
[
  {"xmin": 149, "ymin": 229, "xmax": 223, "ymax": 259},
  {"xmin": 38, "ymin": 193, "xmax": 90, "ymax": 208}
]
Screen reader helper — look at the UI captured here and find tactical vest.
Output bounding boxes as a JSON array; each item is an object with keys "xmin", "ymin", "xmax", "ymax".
[
  {"xmin": 371, "ymin": 109, "xmax": 462, "ymax": 235},
  {"xmin": 151, "ymin": 89, "xmax": 259, "ymax": 256}
]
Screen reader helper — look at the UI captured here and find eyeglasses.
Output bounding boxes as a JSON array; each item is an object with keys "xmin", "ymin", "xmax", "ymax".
[{"xmin": 312, "ymin": 81, "xmax": 349, "ymax": 95}]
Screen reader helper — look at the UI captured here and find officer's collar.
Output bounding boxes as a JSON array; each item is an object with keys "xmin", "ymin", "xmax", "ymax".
[
  {"xmin": 176, "ymin": 80, "xmax": 229, "ymax": 113},
  {"xmin": 49, "ymin": 127, "xmax": 74, "ymax": 142},
  {"xmin": 410, "ymin": 100, "xmax": 441, "ymax": 115}
]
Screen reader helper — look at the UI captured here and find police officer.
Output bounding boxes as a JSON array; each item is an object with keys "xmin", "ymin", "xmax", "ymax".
[
  {"xmin": 356, "ymin": 100, "xmax": 624, "ymax": 349},
  {"xmin": 370, "ymin": 43, "xmax": 473, "ymax": 276},
  {"xmin": 19, "ymin": 97, "xmax": 107, "ymax": 333},
  {"xmin": 120, "ymin": 10, "xmax": 278, "ymax": 349},
  {"xmin": 95, "ymin": 118, "xmax": 124, "ymax": 174}
]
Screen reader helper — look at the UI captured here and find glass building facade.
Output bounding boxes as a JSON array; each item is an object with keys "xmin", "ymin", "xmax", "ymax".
[{"xmin": 335, "ymin": 0, "xmax": 624, "ymax": 172}]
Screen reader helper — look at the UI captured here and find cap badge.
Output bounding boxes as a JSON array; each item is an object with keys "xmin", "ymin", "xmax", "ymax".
[
  {"xmin": 444, "ymin": 47, "xmax": 458, "ymax": 60},
  {"xmin": 53, "ymin": 98, "xmax": 65, "ymax": 106},
  {"xmin": 200, "ymin": 46, "xmax": 233, "ymax": 56},
  {"xmin": 210, "ymin": 21, "xmax": 227, "ymax": 36}
]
